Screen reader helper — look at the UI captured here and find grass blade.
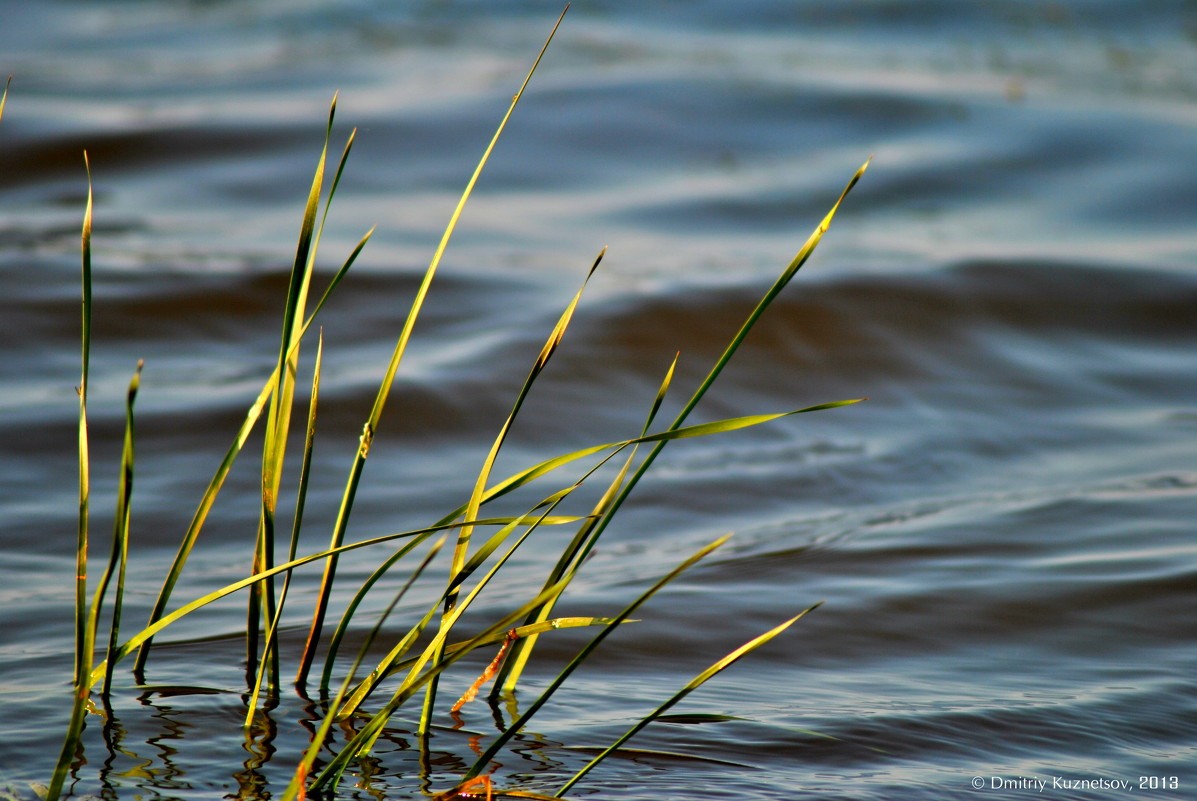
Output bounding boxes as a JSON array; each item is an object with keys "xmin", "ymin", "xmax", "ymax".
[
  {"xmin": 101, "ymin": 362, "xmax": 143, "ymax": 696},
  {"xmin": 556, "ymin": 604, "xmax": 821, "ymax": 796},
  {"xmin": 308, "ymin": 574, "xmax": 579, "ymax": 793},
  {"xmin": 76, "ymin": 152, "xmax": 94, "ymax": 684},
  {"xmin": 47, "ymin": 152, "xmax": 95, "ymax": 801},
  {"xmin": 132, "ymin": 216, "xmax": 373, "ymax": 679},
  {"xmin": 294, "ymin": 5, "xmax": 570, "ymax": 689},
  {"xmin": 612, "ymin": 158, "xmax": 870, "ymax": 491},
  {"xmin": 283, "ymin": 536, "xmax": 447, "ymax": 801},
  {"xmin": 251, "ymin": 97, "xmax": 343, "ymax": 687},
  {"xmin": 89, "ymin": 514, "xmax": 582, "ymax": 688},
  {"xmin": 246, "ymin": 333, "xmax": 324, "ymax": 722},
  {"xmin": 462, "ymin": 535, "xmax": 731, "ymax": 782},
  {"xmin": 494, "ymin": 351, "xmax": 675, "ymax": 695},
  {"xmin": 0, "ymin": 76, "xmax": 10, "ymax": 124},
  {"xmin": 421, "ymin": 246, "xmax": 604, "ymax": 730}
]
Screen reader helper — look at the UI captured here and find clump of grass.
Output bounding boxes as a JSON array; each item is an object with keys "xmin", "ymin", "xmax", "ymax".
[{"xmin": 41, "ymin": 10, "xmax": 868, "ymax": 800}]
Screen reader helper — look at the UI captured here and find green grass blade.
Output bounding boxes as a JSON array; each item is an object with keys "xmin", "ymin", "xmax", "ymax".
[
  {"xmin": 637, "ymin": 160, "xmax": 872, "ymax": 454},
  {"xmin": 283, "ymin": 536, "xmax": 446, "ymax": 801},
  {"xmin": 246, "ymin": 334, "xmax": 324, "ymax": 722},
  {"xmin": 462, "ymin": 535, "xmax": 731, "ymax": 782},
  {"xmin": 309, "ymin": 574, "xmax": 578, "ymax": 793},
  {"xmin": 89, "ymin": 514, "xmax": 582, "ymax": 689},
  {"xmin": 251, "ymin": 96, "xmax": 341, "ymax": 685},
  {"xmin": 76, "ymin": 152, "xmax": 94, "ymax": 684},
  {"xmin": 673, "ymin": 159, "xmax": 870, "ymax": 430},
  {"xmin": 485, "ymin": 164, "xmax": 872, "ymax": 678},
  {"xmin": 421, "ymin": 246, "xmax": 604, "ymax": 731},
  {"xmin": 0, "ymin": 76, "xmax": 10, "ymax": 124},
  {"xmin": 556, "ymin": 604, "xmax": 821, "ymax": 796},
  {"xmin": 491, "ymin": 352, "xmax": 678, "ymax": 696},
  {"xmin": 101, "ymin": 362, "xmax": 143, "ymax": 696},
  {"xmin": 449, "ymin": 246, "xmax": 604, "ymax": 596},
  {"xmin": 319, "ymin": 460, "xmax": 606, "ymax": 693},
  {"xmin": 48, "ymin": 152, "xmax": 95, "ymax": 801},
  {"xmin": 132, "ymin": 225, "xmax": 372, "ymax": 679},
  {"xmin": 494, "ymin": 445, "xmax": 637, "ymax": 696},
  {"xmin": 340, "ymin": 497, "xmax": 571, "ymax": 718},
  {"xmin": 294, "ymin": 7, "xmax": 569, "ymax": 689}
]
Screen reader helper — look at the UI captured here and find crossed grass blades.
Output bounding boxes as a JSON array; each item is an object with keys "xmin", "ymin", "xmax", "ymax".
[{"xmin": 20, "ymin": 10, "xmax": 869, "ymax": 800}]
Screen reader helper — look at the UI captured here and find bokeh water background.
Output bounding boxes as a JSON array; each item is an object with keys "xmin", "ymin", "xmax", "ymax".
[{"xmin": 1, "ymin": 1, "xmax": 1195, "ymax": 799}]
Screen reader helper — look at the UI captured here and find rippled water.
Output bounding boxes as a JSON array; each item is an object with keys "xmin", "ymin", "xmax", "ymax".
[{"xmin": 2, "ymin": 2, "xmax": 1196, "ymax": 799}]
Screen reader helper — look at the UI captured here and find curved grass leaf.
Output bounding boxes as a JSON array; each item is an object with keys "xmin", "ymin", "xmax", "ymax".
[
  {"xmin": 461, "ymin": 535, "xmax": 731, "ymax": 782},
  {"xmin": 294, "ymin": 6, "xmax": 571, "ymax": 690},
  {"xmin": 132, "ymin": 222, "xmax": 372, "ymax": 678},
  {"xmin": 308, "ymin": 574, "xmax": 580, "ymax": 792},
  {"xmin": 283, "ymin": 536, "xmax": 446, "ymax": 801},
  {"xmin": 89, "ymin": 513, "xmax": 582, "ymax": 689},
  {"xmin": 556, "ymin": 604, "xmax": 821, "ymax": 796},
  {"xmin": 422, "ymin": 246, "xmax": 605, "ymax": 730}
]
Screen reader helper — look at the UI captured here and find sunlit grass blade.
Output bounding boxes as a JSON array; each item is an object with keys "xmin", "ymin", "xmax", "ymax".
[
  {"xmin": 308, "ymin": 574, "xmax": 579, "ymax": 793},
  {"xmin": 677, "ymin": 158, "xmax": 871, "ymax": 425},
  {"xmin": 47, "ymin": 152, "xmax": 95, "ymax": 801},
  {"xmin": 556, "ymin": 604, "xmax": 821, "ymax": 796},
  {"xmin": 448, "ymin": 246, "xmax": 605, "ymax": 601},
  {"xmin": 0, "ymin": 76, "xmax": 10, "ymax": 124},
  {"xmin": 246, "ymin": 333, "xmax": 324, "ymax": 722},
  {"xmin": 132, "ymin": 221, "xmax": 372, "ymax": 679},
  {"xmin": 251, "ymin": 97, "xmax": 345, "ymax": 688},
  {"xmin": 89, "ymin": 513, "xmax": 582, "ymax": 689},
  {"xmin": 461, "ymin": 535, "xmax": 730, "ymax": 782},
  {"xmin": 283, "ymin": 536, "xmax": 446, "ymax": 801},
  {"xmin": 100, "ymin": 361, "xmax": 143, "ymax": 696},
  {"xmin": 496, "ymin": 353, "xmax": 678, "ymax": 694},
  {"xmin": 339, "ymin": 494, "xmax": 579, "ymax": 718},
  {"xmin": 418, "ymin": 395, "xmax": 862, "ymax": 550},
  {"xmin": 319, "ymin": 454, "xmax": 613, "ymax": 693},
  {"xmin": 493, "ymin": 162, "xmax": 872, "ymax": 664},
  {"xmin": 76, "ymin": 152, "xmax": 94, "ymax": 684},
  {"xmin": 421, "ymin": 246, "xmax": 604, "ymax": 730},
  {"xmin": 295, "ymin": 6, "xmax": 570, "ymax": 690}
]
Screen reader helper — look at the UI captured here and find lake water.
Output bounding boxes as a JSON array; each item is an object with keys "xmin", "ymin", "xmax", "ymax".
[{"xmin": 1, "ymin": 2, "xmax": 1195, "ymax": 799}]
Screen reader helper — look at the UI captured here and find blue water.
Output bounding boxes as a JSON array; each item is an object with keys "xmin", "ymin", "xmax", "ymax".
[{"xmin": 1, "ymin": 2, "xmax": 1195, "ymax": 799}]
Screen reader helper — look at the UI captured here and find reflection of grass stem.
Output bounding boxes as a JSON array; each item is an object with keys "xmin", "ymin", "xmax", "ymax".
[{"xmin": 42, "ymin": 8, "xmax": 868, "ymax": 798}]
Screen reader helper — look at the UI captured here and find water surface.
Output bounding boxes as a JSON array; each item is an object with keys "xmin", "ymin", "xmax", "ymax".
[{"xmin": 1, "ymin": 2, "xmax": 1195, "ymax": 799}]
